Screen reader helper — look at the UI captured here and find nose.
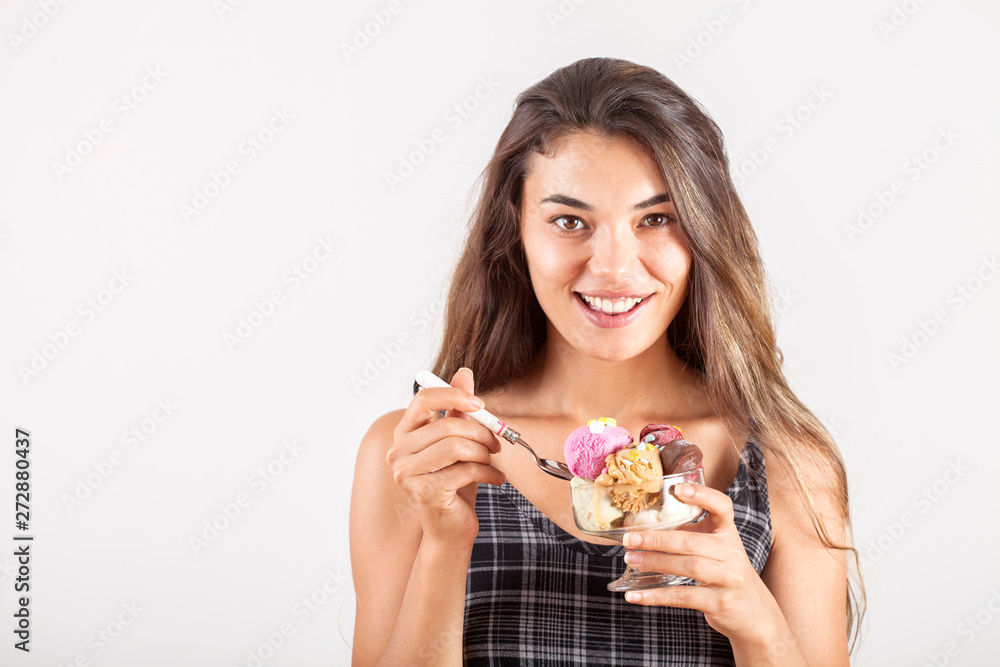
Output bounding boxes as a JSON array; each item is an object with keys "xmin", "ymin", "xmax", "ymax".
[{"xmin": 588, "ymin": 224, "xmax": 638, "ymax": 283}]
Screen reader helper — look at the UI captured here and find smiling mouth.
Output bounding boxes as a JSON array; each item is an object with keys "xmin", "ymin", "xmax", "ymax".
[{"xmin": 576, "ymin": 293, "xmax": 646, "ymax": 315}]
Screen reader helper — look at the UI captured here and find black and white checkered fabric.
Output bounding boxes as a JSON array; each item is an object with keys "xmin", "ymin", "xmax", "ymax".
[{"xmin": 464, "ymin": 440, "xmax": 772, "ymax": 666}]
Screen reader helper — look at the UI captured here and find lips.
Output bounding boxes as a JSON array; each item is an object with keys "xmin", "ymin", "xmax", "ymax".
[
  {"xmin": 574, "ymin": 292, "xmax": 651, "ymax": 329},
  {"xmin": 578, "ymin": 294, "xmax": 643, "ymax": 314}
]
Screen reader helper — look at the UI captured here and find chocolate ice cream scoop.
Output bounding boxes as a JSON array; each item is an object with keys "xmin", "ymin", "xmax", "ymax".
[{"xmin": 640, "ymin": 423, "xmax": 703, "ymax": 474}]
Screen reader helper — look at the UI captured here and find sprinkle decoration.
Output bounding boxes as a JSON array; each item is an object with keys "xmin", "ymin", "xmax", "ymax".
[{"xmin": 587, "ymin": 417, "xmax": 617, "ymax": 434}]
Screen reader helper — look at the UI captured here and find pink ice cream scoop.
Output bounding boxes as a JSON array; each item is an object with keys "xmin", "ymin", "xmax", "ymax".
[{"xmin": 564, "ymin": 419, "xmax": 635, "ymax": 480}]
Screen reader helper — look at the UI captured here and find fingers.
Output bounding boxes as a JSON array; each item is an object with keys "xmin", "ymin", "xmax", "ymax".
[
  {"xmin": 449, "ymin": 367, "xmax": 475, "ymax": 395},
  {"xmin": 401, "ymin": 461, "xmax": 506, "ymax": 505},
  {"xmin": 392, "ymin": 416, "xmax": 499, "ymax": 459},
  {"xmin": 399, "ymin": 431, "xmax": 497, "ymax": 477},
  {"xmin": 389, "ymin": 367, "xmax": 506, "ymax": 507},
  {"xmin": 618, "ymin": 486, "xmax": 755, "ymax": 616},
  {"xmin": 622, "ymin": 550, "xmax": 733, "ymax": 587},
  {"xmin": 432, "ymin": 460, "xmax": 506, "ymax": 491},
  {"xmin": 396, "ymin": 383, "xmax": 485, "ymax": 434},
  {"xmin": 669, "ymin": 482, "xmax": 735, "ymax": 526},
  {"xmin": 623, "ymin": 528, "xmax": 727, "ymax": 562},
  {"xmin": 444, "ymin": 367, "xmax": 475, "ymax": 420},
  {"xmin": 388, "ymin": 418, "xmax": 501, "ymax": 491},
  {"xmin": 388, "ymin": 412, "xmax": 504, "ymax": 502},
  {"xmin": 622, "ymin": 584, "xmax": 714, "ymax": 609}
]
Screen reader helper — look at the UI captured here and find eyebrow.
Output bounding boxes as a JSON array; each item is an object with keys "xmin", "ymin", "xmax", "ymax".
[{"xmin": 539, "ymin": 193, "xmax": 671, "ymax": 211}]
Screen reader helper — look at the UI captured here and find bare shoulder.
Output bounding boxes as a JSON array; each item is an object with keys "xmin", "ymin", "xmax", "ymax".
[
  {"xmin": 758, "ymin": 440, "xmax": 852, "ymax": 663},
  {"xmin": 350, "ymin": 409, "xmax": 413, "ymax": 535},
  {"xmin": 761, "ymin": 441, "xmax": 848, "ymax": 550},
  {"xmin": 357, "ymin": 409, "xmax": 406, "ymax": 458},
  {"xmin": 350, "ymin": 408, "xmax": 424, "ymax": 571}
]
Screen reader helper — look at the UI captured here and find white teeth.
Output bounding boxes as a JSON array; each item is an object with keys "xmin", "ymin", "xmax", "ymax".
[{"xmin": 580, "ymin": 294, "xmax": 643, "ymax": 314}]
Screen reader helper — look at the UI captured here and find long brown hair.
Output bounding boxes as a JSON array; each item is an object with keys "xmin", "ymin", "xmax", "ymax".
[{"xmin": 430, "ymin": 57, "xmax": 865, "ymax": 651}]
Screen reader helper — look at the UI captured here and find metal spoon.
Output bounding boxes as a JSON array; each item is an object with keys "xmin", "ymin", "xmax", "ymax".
[{"xmin": 415, "ymin": 370, "xmax": 574, "ymax": 481}]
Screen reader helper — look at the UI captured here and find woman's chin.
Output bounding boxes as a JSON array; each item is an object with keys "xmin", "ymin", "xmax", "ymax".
[
  {"xmin": 549, "ymin": 320, "xmax": 667, "ymax": 364},
  {"xmin": 573, "ymin": 341, "xmax": 653, "ymax": 364}
]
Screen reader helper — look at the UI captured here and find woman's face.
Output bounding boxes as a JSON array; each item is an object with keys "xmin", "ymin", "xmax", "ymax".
[{"xmin": 520, "ymin": 131, "xmax": 692, "ymax": 362}]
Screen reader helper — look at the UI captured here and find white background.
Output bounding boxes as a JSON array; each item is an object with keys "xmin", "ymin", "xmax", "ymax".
[{"xmin": 1, "ymin": 0, "xmax": 998, "ymax": 665}]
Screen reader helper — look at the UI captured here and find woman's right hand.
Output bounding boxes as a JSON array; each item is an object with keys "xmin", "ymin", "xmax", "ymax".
[{"xmin": 386, "ymin": 367, "xmax": 506, "ymax": 549}]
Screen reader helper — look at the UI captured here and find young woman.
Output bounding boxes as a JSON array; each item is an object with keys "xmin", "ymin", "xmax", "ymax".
[{"xmin": 350, "ymin": 57, "xmax": 863, "ymax": 666}]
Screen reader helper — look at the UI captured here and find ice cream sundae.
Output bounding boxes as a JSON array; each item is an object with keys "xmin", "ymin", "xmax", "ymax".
[{"xmin": 567, "ymin": 419, "xmax": 705, "ymax": 535}]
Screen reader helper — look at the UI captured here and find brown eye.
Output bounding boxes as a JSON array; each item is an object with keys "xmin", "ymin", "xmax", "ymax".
[
  {"xmin": 642, "ymin": 214, "xmax": 676, "ymax": 227},
  {"xmin": 554, "ymin": 216, "xmax": 586, "ymax": 231}
]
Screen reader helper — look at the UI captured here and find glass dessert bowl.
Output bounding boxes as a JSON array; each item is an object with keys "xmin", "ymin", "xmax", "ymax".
[{"xmin": 570, "ymin": 466, "xmax": 707, "ymax": 591}]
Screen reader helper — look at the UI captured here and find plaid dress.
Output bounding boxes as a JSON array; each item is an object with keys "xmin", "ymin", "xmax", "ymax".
[{"xmin": 464, "ymin": 440, "xmax": 771, "ymax": 666}]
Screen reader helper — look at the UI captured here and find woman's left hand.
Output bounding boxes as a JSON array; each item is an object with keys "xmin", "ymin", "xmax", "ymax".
[{"xmin": 621, "ymin": 482, "xmax": 782, "ymax": 642}]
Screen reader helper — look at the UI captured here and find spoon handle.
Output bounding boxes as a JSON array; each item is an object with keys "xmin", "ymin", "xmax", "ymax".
[{"xmin": 415, "ymin": 370, "xmax": 509, "ymax": 437}]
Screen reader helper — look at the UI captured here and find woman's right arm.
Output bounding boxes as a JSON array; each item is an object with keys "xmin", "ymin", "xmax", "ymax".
[{"xmin": 349, "ymin": 370, "xmax": 505, "ymax": 666}]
